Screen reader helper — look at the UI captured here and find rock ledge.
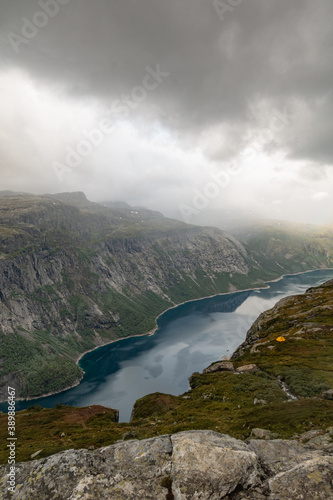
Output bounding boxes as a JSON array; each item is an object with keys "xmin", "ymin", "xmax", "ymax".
[{"xmin": 1, "ymin": 429, "xmax": 333, "ymax": 499}]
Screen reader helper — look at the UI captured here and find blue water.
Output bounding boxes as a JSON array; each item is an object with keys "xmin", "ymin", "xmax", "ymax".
[{"xmin": 2, "ymin": 269, "xmax": 333, "ymax": 421}]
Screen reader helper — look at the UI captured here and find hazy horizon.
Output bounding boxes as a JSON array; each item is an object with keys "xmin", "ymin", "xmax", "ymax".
[
  {"xmin": 1, "ymin": 1, "xmax": 332, "ymax": 225},
  {"xmin": 1, "ymin": 188, "xmax": 328, "ymax": 233}
]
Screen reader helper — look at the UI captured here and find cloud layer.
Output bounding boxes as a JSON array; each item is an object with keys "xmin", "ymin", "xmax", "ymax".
[{"xmin": 0, "ymin": 0, "xmax": 332, "ymax": 224}]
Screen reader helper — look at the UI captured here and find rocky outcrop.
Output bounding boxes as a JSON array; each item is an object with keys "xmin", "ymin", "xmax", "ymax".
[
  {"xmin": 203, "ymin": 361, "xmax": 235, "ymax": 374},
  {"xmin": 171, "ymin": 432, "xmax": 261, "ymax": 498},
  {"xmin": 250, "ymin": 429, "xmax": 279, "ymax": 440},
  {"xmin": 320, "ymin": 389, "xmax": 333, "ymax": 400},
  {"xmin": 1, "ymin": 430, "xmax": 333, "ymax": 499},
  {"xmin": 236, "ymin": 364, "xmax": 259, "ymax": 373},
  {"xmin": 202, "ymin": 362, "xmax": 260, "ymax": 375},
  {"xmin": 268, "ymin": 457, "xmax": 333, "ymax": 500}
]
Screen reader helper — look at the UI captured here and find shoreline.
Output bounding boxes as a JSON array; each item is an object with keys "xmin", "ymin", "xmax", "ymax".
[
  {"xmin": 5, "ymin": 266, "xmax": 333, "ymax": 406},
  {"xmin": 5, "ymin": 327, "xmax": 159, "ymax": 404}
]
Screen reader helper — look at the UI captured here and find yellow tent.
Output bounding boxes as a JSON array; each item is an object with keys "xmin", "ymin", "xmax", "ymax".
[{"xmin": 276, "ymin": 336, "xmax": 286, "ymax": 342}]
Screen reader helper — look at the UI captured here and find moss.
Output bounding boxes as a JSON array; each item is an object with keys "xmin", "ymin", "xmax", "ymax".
[{"xmin": 132, "ymin": 393, "xmax": 180, "ymax": 419}]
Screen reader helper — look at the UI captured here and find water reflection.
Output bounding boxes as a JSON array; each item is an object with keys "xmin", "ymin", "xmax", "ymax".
[{"xmin": 2, "ymin": 269, "xmax": 333, "ymax": 421}]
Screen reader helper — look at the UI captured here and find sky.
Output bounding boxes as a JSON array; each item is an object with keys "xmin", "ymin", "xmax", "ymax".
[{"xmin": 0, "ymin": 0, "xmax": 332, "ymax": 225}]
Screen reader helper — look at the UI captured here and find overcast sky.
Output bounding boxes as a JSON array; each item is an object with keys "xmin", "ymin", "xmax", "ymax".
[{"xmin": 0, "ymin": 0, "xmax": 332, "ymax": 225}]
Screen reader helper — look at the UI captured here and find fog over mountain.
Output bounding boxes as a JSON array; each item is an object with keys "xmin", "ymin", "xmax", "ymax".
[{"xmin": 0, "ymin": 0, "xmax": 332, "ymax": 224}]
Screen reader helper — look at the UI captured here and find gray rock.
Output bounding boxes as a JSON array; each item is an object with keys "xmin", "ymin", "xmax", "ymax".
[
  {"xmin": 299, "ymin": 429, "xmax": 325, "ymax": 442},
  {"xmin": 0, "ymin": 431, "xmax": 262, "ymax": 500},
  {"xmin": 250, "ymin": 428, "xmax": 279, "ymax": 440},
  {"xmin": 171, "ymin": 431, "xmax": 262, "ymax": 499},
  {"xmin": 203, "ymin": 361, "xmax": 235, "ymax": 374},
  {"xmin": 320, "ymin": 389, "xmax": 333, "ymax": 400},
  {"xmin": 253, "ymin": 398, "xmax": 267, "ymax": 405},
  {"xmin": 268, "ymin": 456, "xmax": 333, "ymax": 499},
  {"xmin": 248, "ymin": 439, "xmax": 324, "ymax": 475},
  {"xmin": 237, "ymin": 364, "xmax": 259, "ymax": 373},
  {"xmin": 1, "ymin": 430, "xmax": 333, "ymax": 499},
  {"xmin": 298, "ymin": 429, "xmax": 333, "ymax": 453},
  {"xmin": 0, "ymin": 435, "xmax": 173, "ymax": 500}
]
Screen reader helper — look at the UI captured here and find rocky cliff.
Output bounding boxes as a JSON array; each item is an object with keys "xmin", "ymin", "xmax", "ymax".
[
  {"xmin": 0, "ymin": 192, "xmax": 253, "ymax": 400},
  {"xmin": 1, "ymin": 429, "xmax": 332, "ymax": 499}
]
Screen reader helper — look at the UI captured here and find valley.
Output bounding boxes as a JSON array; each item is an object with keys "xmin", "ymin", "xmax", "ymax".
[{"xmin": 1, "ymin": 192, "xmax": 333, "ymax": 401}]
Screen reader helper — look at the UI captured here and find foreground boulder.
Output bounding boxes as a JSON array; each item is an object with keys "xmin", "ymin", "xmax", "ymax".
[
  {"xmin": 1, "ymin": 430, "xmax": 333, "ymax": 499},
  {"xmin": 268, "ymin": 457, "xmax": 333, "ymax": 500},
  {"xmin": 171, "ymin": 432, "xmax": 261, "ymax": 498}
]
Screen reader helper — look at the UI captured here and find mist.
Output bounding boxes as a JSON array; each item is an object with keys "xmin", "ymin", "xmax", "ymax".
[{"xmin": 0, "ymin": 0, "xmax": 332, "ymax": 225}]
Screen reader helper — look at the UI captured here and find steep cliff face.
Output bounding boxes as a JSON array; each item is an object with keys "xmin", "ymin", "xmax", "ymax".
[{"xmin": 0, "ymin": 193, "xmax": 251, "ymax": 400}]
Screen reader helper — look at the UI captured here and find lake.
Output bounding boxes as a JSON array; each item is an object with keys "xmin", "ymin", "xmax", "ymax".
[{"xmin": 2, "ymin": 268, "xmax": 333, "ymax": 421}]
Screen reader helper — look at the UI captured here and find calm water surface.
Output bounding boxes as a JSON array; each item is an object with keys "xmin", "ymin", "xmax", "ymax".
[{"xmin": 3, "ymin": 269, "xmax": 333, "ymax": 421}]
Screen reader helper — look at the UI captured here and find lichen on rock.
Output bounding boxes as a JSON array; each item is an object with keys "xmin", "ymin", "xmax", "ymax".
[{"xmin": 1, "ymin": 429, "xmax": 333, "ymax": 499}]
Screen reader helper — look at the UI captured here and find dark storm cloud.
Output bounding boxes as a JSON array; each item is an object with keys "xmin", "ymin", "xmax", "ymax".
[
  {"xmin": 0, "ymin": 0, "xmax": 332, "ymax": 223},
  {"xmin": 0, "ymin": 0, "xmax": 332, "ymax": 157}
]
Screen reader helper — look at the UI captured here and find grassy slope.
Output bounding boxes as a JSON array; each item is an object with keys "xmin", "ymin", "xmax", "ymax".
[{"xmin": 1, "ymin": 279, "xmax": 332, "ymax": 464}]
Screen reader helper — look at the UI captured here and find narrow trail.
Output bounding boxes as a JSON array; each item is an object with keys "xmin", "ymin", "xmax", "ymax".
[{"xmin": 280, "ymin": 380, "xmax": 298, "ymax": 401}]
